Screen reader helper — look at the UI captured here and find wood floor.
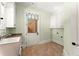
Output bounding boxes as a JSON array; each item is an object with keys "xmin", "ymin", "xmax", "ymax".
[{"xmin": 21, "ymin": 42, "xmax": 64, "ymax": 56}]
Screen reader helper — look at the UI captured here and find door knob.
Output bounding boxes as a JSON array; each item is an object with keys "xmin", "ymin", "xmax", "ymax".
[{"xmin": 72, "ymin": 42, "xmax": 76, "ymax": 45}]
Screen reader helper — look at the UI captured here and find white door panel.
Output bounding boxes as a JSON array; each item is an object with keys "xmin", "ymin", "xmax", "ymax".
[
  {"xmin": 25, "ymin": 14, "xmax": 40, "ymax": 46},
  {"xmin": 64, "ymin": 2, "xmax": 79, "ymax": 56},
  {"xmin": 26, "ymin": 33, "xmax": 40, "ymax": 46}
]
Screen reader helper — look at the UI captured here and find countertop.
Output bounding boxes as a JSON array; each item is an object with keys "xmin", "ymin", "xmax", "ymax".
[
  {"xmin": 0, "ymin": 33, "xmax": 22, "ymax": 45},
  {"xmin": 0, "ymin": 37, "xmax": 21, "ymax": 45},
  {"xmin": 5, "ymin": 33, "xmax": 22, "ymax": 38}
]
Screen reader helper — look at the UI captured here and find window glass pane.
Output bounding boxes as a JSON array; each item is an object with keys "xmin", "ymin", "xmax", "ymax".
[{"xmin": 28, "ymin": 19, "xmax": 37, "ymax": 33}]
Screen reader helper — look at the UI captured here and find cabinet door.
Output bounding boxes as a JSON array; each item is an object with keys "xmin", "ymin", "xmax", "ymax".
[
  {"xmin": 0, "ymin": 3, "xmax": 1, "ymax": 26},
  {"xmin": 50, "ymin": 15, "xmax": 57, "ymax": 28},
  {"xmin": 0, "ymin": 2, "xmax": 6, "ymax": 29},
  {"xmin": 56, "ymin": 14, "xmax": 64, "ymax": 28},
  {"xmin": 52, "ymin": 29, "xmax": 64, "ymax": 45},
  {"xmin": 6, "ymin": 3, "xmax": 15, "ymax": 28},
  {"xmin": 50, "ymin": 13, "xmax": 64, "ymax": 28},
  {"xmin": 64, "ymin": 2, "xmax": 78, "ymax": 55},
  {"xmin": 56, "ymin": 15, "xmax": 61, "ymax": 28}
]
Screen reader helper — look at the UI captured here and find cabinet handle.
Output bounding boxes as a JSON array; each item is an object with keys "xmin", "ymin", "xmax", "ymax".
[{"xmin": 0, "ymin": 17, "xmax": 3, "ymax": 20}]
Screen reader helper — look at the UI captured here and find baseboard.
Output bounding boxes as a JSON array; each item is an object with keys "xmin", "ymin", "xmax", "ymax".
[
  {"xmin": 51, "ymin": 41, "xmax": 64, "ymax": 46},
  {"xmin": 26, "ymin": 39, "xmax": 51, "ymax": 47},
  {"xmin": 63, "ymin": 49, "xmax": 69, "ymax": 56},
  {"xmin": 38, "ymin": 40, "xmax": 51, "ymax": 45},
  {"xmin": 22, "ymin": 39, "xmax": 64, "ymax": 48}
]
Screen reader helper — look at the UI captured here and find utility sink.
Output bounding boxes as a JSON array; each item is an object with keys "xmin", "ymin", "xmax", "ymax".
[
  {"xmin": 0, "ymin": 37, "xmax": 21, "ymax": 45},
  {"xmin": 0, "ymin": 36, "xmax": 21, "ymax": 56}
]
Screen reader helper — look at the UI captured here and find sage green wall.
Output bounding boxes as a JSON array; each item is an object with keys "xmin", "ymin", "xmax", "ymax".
[
  {"xmin": 8, "ymin": 3, "xmax": 51, "ymax": 45},
  {"xmin": 26, "ymin": 5, "xmax": 51, "ymax": 42}
]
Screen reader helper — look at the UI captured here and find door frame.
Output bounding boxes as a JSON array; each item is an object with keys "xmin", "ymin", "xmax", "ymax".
[{"xmin": 24, "ymin": 10, "xmax": 40, "ymax": 46}]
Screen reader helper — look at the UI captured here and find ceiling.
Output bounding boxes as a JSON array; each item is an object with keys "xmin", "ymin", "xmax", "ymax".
[
  {"xmin": 16, "ymin": 2, "xmax": 33, "ymax": 7},
  {"xmin": 16, "ymin": 2, "xmax": 70, "ymax": 14},
  {"xmin": 33, "ymin": 2, "xmax": 65, "ymax": 13}
]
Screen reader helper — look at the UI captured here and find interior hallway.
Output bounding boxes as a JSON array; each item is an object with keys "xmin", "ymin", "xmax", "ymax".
[{"xmin": 21, "ymin": 42, "xmax": 63, "ymax": 56}]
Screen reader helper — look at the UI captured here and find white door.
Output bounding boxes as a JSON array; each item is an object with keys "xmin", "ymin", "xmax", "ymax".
[
  {"xmin": 72, "ymin": 2, "xmax": 79, "ymax": 56},
  {"xmin": 25, "ymin": 14, "xmax": 40, "ymax": 47},
  {"xmin": 68, "ymin": 2, "xmax": 79, "ymax": 56},
  {"xmin": 0, "ymin": 2, "xmax": 6, "ymax": 29},
  {"xmin": 26, "ymin": 33, "xmax": 40, "ymax": 46},
  {"xmin": 64, "ymin": 2, "xmax": 79, "ymax": 56}
]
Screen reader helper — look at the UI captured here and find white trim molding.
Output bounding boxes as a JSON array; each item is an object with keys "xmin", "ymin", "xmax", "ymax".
[{"xmin": 63, "ymin": 49, "xmax": 69, "ymax": 56}]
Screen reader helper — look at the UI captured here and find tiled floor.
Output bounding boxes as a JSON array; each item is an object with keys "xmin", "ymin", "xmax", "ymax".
[{"xmin": 21, "ymin": 42, "xmax": 64, "ymax": 56}]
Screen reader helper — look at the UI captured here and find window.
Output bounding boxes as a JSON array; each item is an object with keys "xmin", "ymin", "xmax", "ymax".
[
  {"xmin": 27, "ymin": 13, "xmax": 39, "ymax": 33},
  {"xmin": 28, "ymin": 19, "xmax": 37, "ymax": 33}
]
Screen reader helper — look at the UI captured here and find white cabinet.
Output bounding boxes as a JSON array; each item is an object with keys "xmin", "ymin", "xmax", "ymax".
[
  {"xmin": 50, "ymin": 15, "xmax": 56, "ymax": 28},
  {"xmin": 56, "ymin": 13, "xmax": 64, "ymax": 28},
  {"xmin": 0, "ymin": 3, "xmax": 1, "ymax": 17},
  {"xmin": 50, "ymin": 7, "xmax": 64, "ymax": 28},
  {"xmin": 50, "ymin": 15, "xmax": 63, "ymax": 28},
  {"xmin": 0, "ymin": 2, "xmax": 6, "ymax": 29},
  {"xmin": 0, "ymin": 37, "xmax": 21, "ymax": 56},
  {"xmin": 5, "ymin": 2, "xmax": 16, "ymax": 28},
  {"xmin": 52, "ymin": 28, "xmax": 64, "ymax": 45},
  {"xmin": 50, "ymin": 14, "xmax": 64, "ymax": 28}
]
